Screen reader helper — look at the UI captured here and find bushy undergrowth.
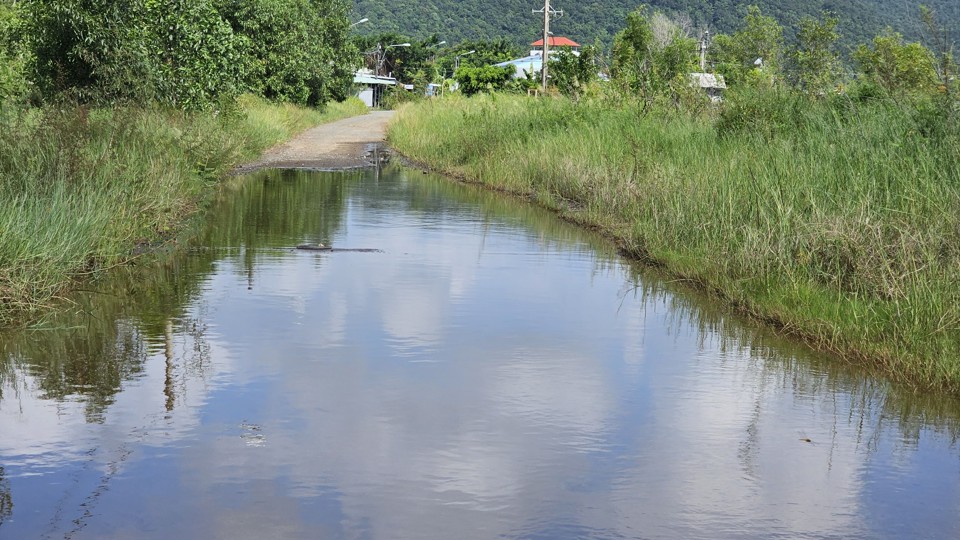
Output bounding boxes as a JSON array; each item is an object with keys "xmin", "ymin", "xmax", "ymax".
[
  {"xmin": 0, "ymin": 96, "xmax": 366, "ymax": 324},
  {"xmin": 389, "ymin": 91, "xmax": 960, "ymax": 391}
]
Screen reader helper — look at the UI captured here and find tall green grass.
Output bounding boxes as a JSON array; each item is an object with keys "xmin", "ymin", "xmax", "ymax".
[
  {"xmin": 389, "ymin": 91, "xmax": 960, "ymax": 391},
  {"xmin": 0, "ymin": 96, "xmax": 367, "ymax": 324}
]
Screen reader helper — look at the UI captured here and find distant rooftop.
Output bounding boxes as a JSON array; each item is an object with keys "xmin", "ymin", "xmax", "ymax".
[
  {"xmin": 353, "ymin": 69, "xmax": 397, "ymax": 86},
  {"xmin": 495, "ymin": 54, "xmax": 544, "ymax": 78},
  {"xmin": 689, "ymin": 73, "xmax": 726, "ymax": 89},
  {"xmin": 531, "ymin": 37, "xmax": 580, "ymax": 48}
]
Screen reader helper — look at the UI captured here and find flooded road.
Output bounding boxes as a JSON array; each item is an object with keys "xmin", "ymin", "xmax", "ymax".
[{"xmin": 2, "ymin": 164, "xmax": 960, "ymax": 539}]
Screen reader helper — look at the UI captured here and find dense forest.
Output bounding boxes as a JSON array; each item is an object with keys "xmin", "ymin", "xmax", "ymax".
[{"xmin": 352, "ymin": 0, "xmax": 958, "ymax": 50}]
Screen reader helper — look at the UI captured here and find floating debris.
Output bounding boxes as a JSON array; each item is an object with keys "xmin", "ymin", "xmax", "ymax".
[
  {"xmin": 240, "ymin": 422, "xmax": 266, "ymax": 447},
  {"xmin": 296, "ymin": 243, "xmax": 332, "ymax": 251}
]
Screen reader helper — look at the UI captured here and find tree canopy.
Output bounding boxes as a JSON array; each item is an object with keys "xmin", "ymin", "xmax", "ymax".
[
  {"xmin": 350, "ymin": 0, "xmax": 958, "ymax": 52},
  {"xmin": 6, "ymin": 0, "xmax": 356, "ymax": 109}
]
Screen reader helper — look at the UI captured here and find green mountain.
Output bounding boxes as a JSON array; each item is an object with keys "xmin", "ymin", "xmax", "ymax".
[{"xmin": 351, "ymin": 0, "xmax": 958, "ymax": 50}]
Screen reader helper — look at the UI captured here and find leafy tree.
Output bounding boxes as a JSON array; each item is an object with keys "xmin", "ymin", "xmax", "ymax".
[
  {"xmin": 453, "ymin": 64, "xmax": 513, "ymax": 96},
  {"xmin": 24, "ymin": 0, "xmax": 245, "ymax": 107},
  {"xmin": 141, "ymin": 0, "xmax": 246, "ymax": 109},
  {"xmin": 353, "ymin": 32, "xmax": 406, "ymax": 76},
  {"xmin": 611, "ymin": 6, "xmax": 656, "ymax": 96},
  {"xmin": 711, "ymin": 5, "xmax": 784, "ymax": 86},
  {"xmin": 0, "ymin": 0, "xmax": 28, "ymax": 103},
  {"xmin": 436, "ymin": 38, "xmax": 520, "ymax": 81},
  {"xmin": 549, "ymin": 45, "xmax": 598, "ymax": 99},
  {"xmin": 389, "ymin": 35, "xmax": 445, "ymax": 83},
  {"xmin": 612, "ymin": 6, "xmax": 697, "ymax": 101},
  {"xmin": 22, "ymin": 0, "xmax": 352, "ymax": 109},
  {"xmin": 221, "ymin": 0, "xmax": 356, "ymax": 106},
  {"xmin": 314, "ymin": 0, "xmax": 359, "ymax": 102},
  {"xmin": 919, "ymin": 5, "xmax": 957, "ymax": 101},
  {"xmin": 656, "ymin": 28, "xmax": 697, "ymax": 83},
  {"xmin": 854, "ymin": 29, "xmax": 939, "ymax": 95},
  {"xmin": 25, "ymin": 0, "xmax": 146, "ymax": 102},
  {"xmin": 354, "ymin": 33, "xmax": 444, "ymax": 82},
  {"xmin": 790, "ymin": 13, "xmax": 842, "ymax": 95}
]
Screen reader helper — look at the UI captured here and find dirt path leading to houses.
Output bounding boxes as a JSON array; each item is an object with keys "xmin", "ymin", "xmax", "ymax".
[{"xmin": 238, "ymin": 110, "xmax": 395, "ymax": 173}]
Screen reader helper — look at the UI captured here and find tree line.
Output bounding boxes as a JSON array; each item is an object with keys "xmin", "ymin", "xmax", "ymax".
[
  {"xmin": 350, "ymin": 0, "xmax": 958, "ymax": 56},
  {"xmin": 360, "ymin": 3, "xmax": 956, "ymax": 111},
  {"xmin": 0, "ymin": 0, "xmax": 356, "ymax": 109},
  {"xmin": 609, "ymin": 4, "xmax": 953, "ymax": 101}
]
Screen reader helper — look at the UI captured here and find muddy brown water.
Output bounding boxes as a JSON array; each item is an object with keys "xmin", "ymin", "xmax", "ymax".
[{"xmin": 2, "ymin": 164, "xmax": 960, "ymax": 539}]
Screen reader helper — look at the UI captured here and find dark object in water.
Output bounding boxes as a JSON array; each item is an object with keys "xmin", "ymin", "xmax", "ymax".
[{"xmin": 295, "ymin": 244, "xmax": 383, "ymax": 253}]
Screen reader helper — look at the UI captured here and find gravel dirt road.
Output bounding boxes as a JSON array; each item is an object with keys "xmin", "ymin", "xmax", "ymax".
[{"xmin": 237, "ymin": 110, "xmax": 395, "ymax": 173}]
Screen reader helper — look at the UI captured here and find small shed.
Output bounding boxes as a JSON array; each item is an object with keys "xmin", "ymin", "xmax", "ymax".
[
  {"xmin": 353, "ymin": 69, "xmax": 397, "ymax": 107},
  {"xmin": 689, "ymin": 72, "xmax": 727, "ymax": 102}
]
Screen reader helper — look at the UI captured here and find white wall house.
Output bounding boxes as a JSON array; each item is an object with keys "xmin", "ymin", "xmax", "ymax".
[{"xmin": 353, "ymin": 69, "xmax": 397, "ymax": 107}]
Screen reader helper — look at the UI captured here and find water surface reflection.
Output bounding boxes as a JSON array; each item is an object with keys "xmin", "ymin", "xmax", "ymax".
[{"xmin": 1, "ymin": 165, "xmax": 959, "ymax": 539}]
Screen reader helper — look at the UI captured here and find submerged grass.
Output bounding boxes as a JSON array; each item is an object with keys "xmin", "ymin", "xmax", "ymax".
[
  {"xmin": 388, "ymin": 92, "xmax": 960, "ymax": 392},
  {"xmin": 0, "ymin": 96, "xmax": 367, "ymax": 324}
]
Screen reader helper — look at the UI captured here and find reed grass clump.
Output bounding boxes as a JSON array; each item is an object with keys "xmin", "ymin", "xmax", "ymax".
[
  {"xmin": 388, "ymin": 91, "xmax": 960, "ymax": 391},
  {"xmin": 0, "ymin": 96, "xmax": 367, "ymax": 324}
]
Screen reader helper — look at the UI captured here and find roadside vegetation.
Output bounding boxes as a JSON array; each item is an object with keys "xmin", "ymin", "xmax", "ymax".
[
  {"xmin": 389, "ymin": 5, "xmax": 960, "ymax": 391},
  {"xmin": 0, "ymin": 0, "xmax": 364, "ymax": 324}
]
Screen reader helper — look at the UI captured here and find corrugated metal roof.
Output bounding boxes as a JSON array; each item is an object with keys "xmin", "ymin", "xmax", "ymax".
[
  {"xmin": 689, "ymin": 73, "xmax": 727, "ymax": 89},
  {"xmin": 353, "ymin": 73, "xmax": 397, "ymax": 86},
  {"xmin": 495, "ymin": 55, "xmax": 543, "ymax": 78},
  {"xmin": 495, "ymin": 55, "xmax": 543, "ymax": 69}
]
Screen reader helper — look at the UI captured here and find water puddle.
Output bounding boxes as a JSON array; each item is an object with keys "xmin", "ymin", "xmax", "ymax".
[{"xmin": 2, "ymin": 165, "xmax": 959, "ymax": 539}]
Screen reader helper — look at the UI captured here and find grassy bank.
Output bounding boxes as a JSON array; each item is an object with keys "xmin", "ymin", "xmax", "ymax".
[
  {"xmin": 0, "ymin": 96, "xmax": 367, "ymax": 324},
  {"xmin": 388, "ymin": 92, "xmax": 960, "ymax": 392}
]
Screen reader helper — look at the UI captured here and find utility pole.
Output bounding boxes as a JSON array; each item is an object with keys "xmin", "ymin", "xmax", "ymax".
[
  {"xmin": 532, "ymin": 0, "xmax": 562, "ymax": 93},
  {"xmin": 375, "ymin": 43, "xmax": 385, "ymax": 76},
  {"xmin": 699, "ymin": 29, "xmax": 710, "ymax": 72}
]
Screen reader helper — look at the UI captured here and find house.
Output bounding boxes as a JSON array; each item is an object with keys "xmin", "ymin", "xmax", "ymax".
[
  {"xmin": 689, "ymin": 30, "xmax": 726, "ymax": 102},
  {"xmin": 689, "ymin": 72, "xmax": 727, "ymax": 102},
  {"xmin": 353, "ymin": 69, "xmax": 397, "ymax": 107},
  {"xmin": 494, "ymin": 36, "xmax": 580, "ymax": 80},
  {"xmin": 530, "ymin": 36, "xmax": 581, "ymax": 56}
]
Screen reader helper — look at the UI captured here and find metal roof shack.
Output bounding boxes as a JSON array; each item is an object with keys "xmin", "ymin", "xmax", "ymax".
[
  {"xmin": 689, "ymin": 72, "xmax": 727, "ymax": 102},
  {"xmin": 353, "ymin": 69, "xmax": 397, "ymax": 107}
]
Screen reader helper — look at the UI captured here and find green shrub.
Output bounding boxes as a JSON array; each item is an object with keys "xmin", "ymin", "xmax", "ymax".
[{"xmin": 453, "ymin": 65, "xmax": 514, "ymax": 96}]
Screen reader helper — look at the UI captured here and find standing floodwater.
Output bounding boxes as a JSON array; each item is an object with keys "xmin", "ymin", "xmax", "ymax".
[{"xmin": 2, "ymin": 165, "xmax": 959, "ymax": 539}]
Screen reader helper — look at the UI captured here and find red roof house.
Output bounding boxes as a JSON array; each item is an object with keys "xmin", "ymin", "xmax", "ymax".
[{"xmin": 531, "ymin": 37, "xmax": 580, "ymax": 48}]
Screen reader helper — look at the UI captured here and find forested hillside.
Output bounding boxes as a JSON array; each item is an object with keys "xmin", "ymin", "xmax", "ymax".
[{"xmin": 351, "ymin": 0, "xmax": 958, "ymax": 49}]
